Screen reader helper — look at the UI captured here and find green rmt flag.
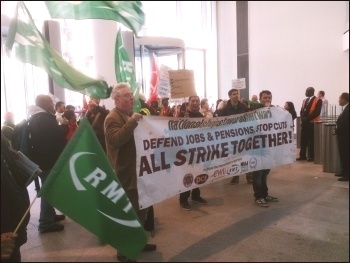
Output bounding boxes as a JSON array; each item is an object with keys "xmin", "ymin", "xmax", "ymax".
[
  {"xmin": 38, "ymin": 118, "xmax": 147, "ymax": 260},
  {"xmin": 115, "ymin": 28, "xmax": 141, "ymax": 112},
  {"xmin": 5, "ymin": 1, "xmax": 110, "ymax": 99},
  {"xmin": 45, "ymin": 1, "xmax": 145, "ymax": 36}
]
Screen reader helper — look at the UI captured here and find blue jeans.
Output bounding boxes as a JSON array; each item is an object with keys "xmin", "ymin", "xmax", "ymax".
[
  {"xmin": 38, "ymin": 170, "xmax": 56, "ymax": 231},
  {"xmin": 252, "ymin": 169, "xmax": 270, "ymax": 200}
]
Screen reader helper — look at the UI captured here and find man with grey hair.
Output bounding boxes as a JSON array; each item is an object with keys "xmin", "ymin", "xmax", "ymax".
[
  {"xmin": 104, "ymin": 83, "xmax": 156, "ymax": 262},
  {"xmin": 251, "ymin": 94, "xmax": 258, "ymax": 102}
]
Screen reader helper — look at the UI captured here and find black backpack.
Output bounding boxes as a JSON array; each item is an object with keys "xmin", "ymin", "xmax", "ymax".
[
  {"xmin": 11, "ymin": 119, "xmax": 32, "ymax": 157},
  {"xmin": 11, "ymin": 118, "xmax": 41, "ymax": 192}
]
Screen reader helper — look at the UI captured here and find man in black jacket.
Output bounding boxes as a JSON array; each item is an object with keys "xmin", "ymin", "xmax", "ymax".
[
  {"xmin": 333, "ymin": 92, "xmax": 349, "ymax": 181},
  {"xmin": 219, "ymin": 88, "xmax": 249, "ymax": 185},
  {"xmin": 85, "ymin": 97, "xmax": 110, "ymax": 152},
  {"xmin": 28, "ymin": 95, "xmax": 67, "ymax": 233},
  {"xmin": 250, "ymin": 90, "xmax": 278, "ymax": 207},
  {"xmin": 178, "ymin": 96, "xmax": 208, "ymax": 210},
  {"xmin": 1, "ymin": 134, "xmax": 30, "ymax": 262}
]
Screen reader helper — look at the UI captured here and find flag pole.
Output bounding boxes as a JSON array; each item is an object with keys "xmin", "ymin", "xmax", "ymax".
[{"xmin": 14, "ymin": 195, "xmax": 38, "ymax": 234}]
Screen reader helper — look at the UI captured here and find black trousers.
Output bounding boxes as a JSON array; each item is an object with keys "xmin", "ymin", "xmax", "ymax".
[
  {"xmin": 299, "ymin": 122, "xmax": 314, "ymax": 159},
  {"xmin": 337, "ymin": 135, "xmax": 349, "ymax": 177}
]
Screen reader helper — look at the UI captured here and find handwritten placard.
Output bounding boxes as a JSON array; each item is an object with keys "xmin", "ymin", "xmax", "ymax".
[
  {"xmin": 158, "ymin": 64, "xmax": 172, "ymax": 98},
  {"xmin": 168, "ymin": 69, "xmax": 197, "ymax": 98},
  {"xmin": 232, "ymin": 78, "xmax": 246, "ymax": 89}
]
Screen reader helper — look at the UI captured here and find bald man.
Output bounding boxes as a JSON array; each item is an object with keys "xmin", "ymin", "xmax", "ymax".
[
  {"xmin": 251, "ymin": 95, "xmax": 258, "ymax": 102},
  {"xmin": 28, "ymin": 95, "xmax": 67, "ymax": 233}
]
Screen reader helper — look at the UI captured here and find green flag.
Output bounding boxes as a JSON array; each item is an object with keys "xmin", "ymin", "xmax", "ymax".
[
  {"xmin": 38, "ymin": 118, "xmax": 147, "ymax": 260},
  {"xmin": 5, "ymin": 1, "xmax": 111, "ymax": 99},
  {"xmin": 45, "ymin": 1, "xmax": 145, "ymax": 36},
  {"xmin": 115, "ymin": 29, "xmax": 141, "ymax": 112}
]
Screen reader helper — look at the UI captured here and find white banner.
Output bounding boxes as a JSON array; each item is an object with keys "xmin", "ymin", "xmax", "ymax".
[{"xmin": 135, "ymin": 107, "xmax": 295, "ymax": 208}]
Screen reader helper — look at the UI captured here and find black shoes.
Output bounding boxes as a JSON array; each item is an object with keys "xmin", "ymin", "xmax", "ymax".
[
  {"xmin": 296, "ymin": 157, "xmax": 314, "ymax": 162},
  {"xmin": 264, "ymin": 195, "xmax": 278, "ymax": 202},
  {"xmin": 39, "ymin": 223, "xmax": 64, "ymax": 233},
  {"xmin": 117, "ymin": 254, "xmax": 137, "ymax": 262},
  {"xmin": 191, "ymin": 197, "xmax": 208, "ymax": 204},
  {"xmin": 255, "ymin": 198, "xmax": 269, "ymax": 207},
  {"xmin": 142, "ymin": 244, "xmax": 157, "ymax": 252},
  {"xmin": 246, "ymin": 173, "xmax": 253, "ymax": 184},
  {"xmin": 338, "ymin": 177, "xmax": 349, "ymax": 181},
  {"xmin": 335, "ymin": 172, "xmax": 349, "ymax": 181},
  {"xmin": 54, "ymin": 214, "xmax": 66, "ymax": 222},
  {"xmin": 180, "ymin": 201, "xmax": 192, "ymax": 211},
  {"xmin": 181, "ymin": 197, "xmax": 208, "ymax": 210},
  {"xmin": 230, "ymin": 177, "xmax": 239, "ymax": 185},
  {"xmin": 116, "ymin": 244, "xmax": 156, "ymax": 261}
]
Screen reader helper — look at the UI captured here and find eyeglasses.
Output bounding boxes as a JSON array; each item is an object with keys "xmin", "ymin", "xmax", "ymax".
[{"xmin": 117, "ymin": 93, "xmax": 134, "ymax": 99}]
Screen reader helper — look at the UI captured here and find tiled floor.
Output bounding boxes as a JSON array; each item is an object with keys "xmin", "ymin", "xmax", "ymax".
[{"xmin": 21, "ymin": 154, "xmax": 349, "ymax": 262}]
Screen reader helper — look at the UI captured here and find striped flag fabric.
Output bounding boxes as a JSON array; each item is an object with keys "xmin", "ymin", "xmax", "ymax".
[{"xmin": 5, "ymin": 1, "xmax": 111, "ymax": 99}]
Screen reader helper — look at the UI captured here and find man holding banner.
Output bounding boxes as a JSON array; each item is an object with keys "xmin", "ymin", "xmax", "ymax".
[
  {"xmin": 104, "ymin": 83, "xmax": 156, "ymax": 261},
  {"xmin": 220, "ymin": 88, "xmax": 249, "ymax": 185},
  {"xmin": 178, "ymin": 96, "xmax": 208, "ymax": 210},
  {"xmin": 250, "ymin": 90, "xmax": 279, "ymax": 207}
]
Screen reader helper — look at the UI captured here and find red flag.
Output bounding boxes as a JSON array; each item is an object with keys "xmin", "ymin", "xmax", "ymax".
[
  {"xmin": 82, "ymin": 95, "xmax": 89, "ymax": 112},
  {"xmin": 146, "ymin": 53, "xmax": 159, "ymax": 105}
]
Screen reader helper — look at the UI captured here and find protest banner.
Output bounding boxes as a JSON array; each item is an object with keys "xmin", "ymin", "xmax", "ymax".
[{"xmin": 134, "ymin": 106, "xmax": 295, "ymax": 208}]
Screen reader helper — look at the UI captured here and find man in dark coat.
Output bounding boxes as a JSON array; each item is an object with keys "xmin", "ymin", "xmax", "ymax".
[
  {"xmin": 1, "ymin": 134, "xmax": 30, "ymax": 262},
  {"xmin": 219, "ymin": 88, "xmax": 249, "ymax": 185},
  {"xmin": 250, "ymin": 90, "xmax": 278, "ymax": 207},
  {"xmin": 297, "ymin": 87, "xmax": 322, "ymax": 162},
  {"xmin": 178, "ymin": 96, "xmax": 208, "ymax": 210},
  {"xmin": 334, "ymin": 92, "xmax": 349, "ymax": 181},
  {"xmin": 28, "ymin": 95, "xmax": 67, "ymax": 233},
  {"xmin": 85, "ymin": 97, "xmax": 110, "ymax": 152}
]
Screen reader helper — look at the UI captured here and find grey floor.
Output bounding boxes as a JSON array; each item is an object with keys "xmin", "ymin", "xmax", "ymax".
[{"xmin": 21, "ymin": 149, "xmax": 349, "ymax": 262}]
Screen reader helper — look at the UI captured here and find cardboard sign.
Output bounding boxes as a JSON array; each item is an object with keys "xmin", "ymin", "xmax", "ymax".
[
  {"xmin": 232, "ymin": 78, "xmax": 246, "ymax": 89},
  {"xmin": 168, "ymin": 69, "xmax": 197, "ymax": 98}
]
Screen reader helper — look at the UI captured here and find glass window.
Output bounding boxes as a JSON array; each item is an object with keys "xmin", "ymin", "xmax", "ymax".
[
  {"xmin": 1, "ymin": 20, "xmax": 49, "ymax": 124},
  {"xmin": 138, "ymin": 1, "xmax": 217, "ymax": 103},
  {"xmin": 60, "ymin": 19, "xmax": 96, "ymax": 109}
]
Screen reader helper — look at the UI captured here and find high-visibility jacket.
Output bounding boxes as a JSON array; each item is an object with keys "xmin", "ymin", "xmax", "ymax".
[
  {"xmin": 302, "ymin": 96, "xmax": 321, "ymax": 123},
  {"xmin": 140, "ymin": 108, "xmax": 151, "ymax": 116}
]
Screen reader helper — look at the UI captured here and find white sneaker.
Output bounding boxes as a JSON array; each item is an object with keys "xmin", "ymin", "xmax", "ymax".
[{"xmin": 255, "ymin": 198, "xmax": 269, "ymax": 207}]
